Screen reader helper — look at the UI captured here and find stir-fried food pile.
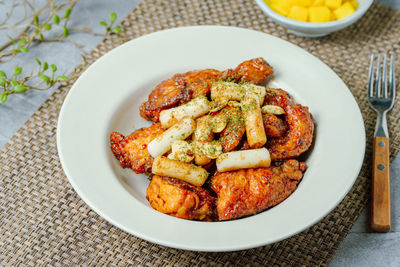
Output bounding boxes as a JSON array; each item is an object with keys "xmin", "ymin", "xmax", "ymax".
[{"xmin": 110, "ymin": 58, "xmax": 314, "ymax": 221}]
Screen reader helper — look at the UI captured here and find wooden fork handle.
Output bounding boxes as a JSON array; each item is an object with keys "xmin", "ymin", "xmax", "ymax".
[{"xmin": 371, "ymin": 136, "xmax": 391, "ymax": 232}]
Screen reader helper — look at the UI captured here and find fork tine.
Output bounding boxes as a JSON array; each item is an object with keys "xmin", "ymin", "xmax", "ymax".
[
  {"xmin": 368, "ymin": 54, "xmax": 375, "ymax": 98},
  {"xmin": 382, "ymin": 54, "xmax": 388, "ymax": 98},
  {"xmin": 375, "ymin": 55, "xmax": 381, "ymax": 98},
  {"xmin": 390, "ymin": 54, "xmax": 396, "ymax": 101}
]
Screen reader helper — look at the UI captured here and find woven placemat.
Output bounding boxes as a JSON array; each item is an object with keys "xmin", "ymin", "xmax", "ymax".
[{"xmin": 1, "ymin": 1, "xmax": 400, "ymax": 265}]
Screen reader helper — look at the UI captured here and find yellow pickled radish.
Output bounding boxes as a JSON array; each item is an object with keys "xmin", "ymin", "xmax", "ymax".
[
  {"xmin": 270, "ymin": 4, "xmax": 289, "ymax": 16},
  {"xmin": 309, "ymin": 6, "xmax": 332, "ymax": 22},
  {"xmin": 349, "ymin": 0, "xmax": 359, "ymax": 9},
  {"xmin": 325, "ymin": 0, "xmax": 342, "ymax": 9},
  {"xmin": 312, "ymin": 0, "xmax": 325, "ymax": 6},
  {"xmin": 264, "ymin": 0, "xmax": 358, "ymax": 23},
  {"xmin": 288, "ymin": 6, "xmax": 309, "ymax": 22},
  {"xmin": 334, "ymin": 2, "xmax": 355, "ymax": 20},
  {"xmin": 291, "ymin": 0, "xmax": 313, "ymax": 7},
  {"xmin": 265, "ymin": 0, "xmax": 289, "ymax": 16}
]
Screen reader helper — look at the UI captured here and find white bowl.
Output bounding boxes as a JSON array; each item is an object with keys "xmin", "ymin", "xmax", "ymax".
[{"xmin": 255, "ymin": 0, "xmax": 373, "ymax": 37}]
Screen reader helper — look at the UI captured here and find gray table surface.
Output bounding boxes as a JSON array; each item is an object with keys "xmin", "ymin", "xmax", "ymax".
[{"xmin": 0, "ymin": 0, "xmax": 399, "ymax": 265}]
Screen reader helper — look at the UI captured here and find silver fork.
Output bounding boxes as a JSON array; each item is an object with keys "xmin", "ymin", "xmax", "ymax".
[{"xmin": 368, "ymin": 54, "xmax": 396, "ymax": 232}]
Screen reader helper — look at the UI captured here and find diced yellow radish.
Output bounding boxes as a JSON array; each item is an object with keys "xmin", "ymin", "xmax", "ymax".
[
  {"xmin": 265, "ymin": 0, "xmax": 357, "ymax": 22},
  {"xmin": 325, "ymin": 0, "xmax": 342, "ymax": 10},
  {"xmin": 265, "ymin": 0, "xmax": 289, "ymax": 16},
  {"xmin": 349, "ymin": 0, "xmax": 358, "ymax": 9},
  {"xmin": 288, "ymin": 5, "xmax": 309, "ymax": 21},
  {"xmin": 312, "ymin": 0, "xmax": 325, "ymax": 6},
  {"xmin": 292, "ymin": 0, "xmax": 312, "ymax": 7},
  {"xmin": 334, "ymin": 2, "xmax": 355, "ymax": 20},
  {"xmin": 280, "ymin": 0, "xmax": 294, "ymax": 10},
  {"xmin": 309, "ymin": 6, "xmax": 332, "ymax": 22},
  {"xmin": 270, "ymin": 4, "xmax": 289, "ymax": 16}
]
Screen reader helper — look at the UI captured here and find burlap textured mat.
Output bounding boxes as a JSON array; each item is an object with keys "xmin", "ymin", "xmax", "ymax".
[{"xmin": 1, "ymin": 0, "xmax": 400, "ymax": 265}]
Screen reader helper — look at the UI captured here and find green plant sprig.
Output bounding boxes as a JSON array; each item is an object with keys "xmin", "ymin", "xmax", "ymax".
[
  {"xmin": 99, "ymin": 12, "xmax": 122, "ymax": 34},
  {"xmin": 0, "ymin": 0, "xmax": 78, "ymax": 63},
  {"xmin": 0, "ymin": 0, "xmax": 122, "ymax": 63},
  {"xmin": 0, "ymin": 0, "xmax": 123, "ymax": 104},
  {"xmin": 0, "ymin": 59, "xmax": 69, "ymax": 104}
]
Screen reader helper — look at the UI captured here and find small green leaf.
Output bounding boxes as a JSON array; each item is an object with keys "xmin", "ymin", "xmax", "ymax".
[
  {"xmin": 34, "ymin": 58, "xmax": 42, "ymax": 66},
  {"xmin": 19, "ymin": 47, "xmax": 29, "ymax": 53},
  {"xmin": 17, "ymin": 39, "xmax": 27, "ymax": 47},
  {"xmin": 112, "ymin": 27, "xmax": 122, "ymax": 34},
  {"xmin": 109, "ymin": 12, "xmax": 117, "ymax": 24},
  {"xmin": 53, "ymin": 14, "xmax": 60, "ymax": 24},
  {"xmin": 39, "ymin": 75, "xmax": 50, "ymax": 84},
  {"xmin": 13, "ymin": 67, "xmax": 22, "ymax": 76},
  {"xmin": 0, "ymin": 93, "xmax": 7, "ymax": 104},
  {"xmin": 10, "ymin": 80, "xmax": 18, "ymax": 87},
  {"xmin": 42, "ymin": 24, "xmax": 52, "ymax": 31},
  {"xmin": 7, "ymin": 35, "xmax": 15, "ymax": 44},
  {"xmin": 43, "ymin": 62, "xmax": 48, "ymax": 71},
  {"xmin": 63, "ymin": 26, "xmax": 69, "ymax": 37},
  {"xmin": 64, "ymin": 7, "xmax": 72, "ymax": 18},
  {"xmin": 14, "ymin": 84, "xmax": 27, "ymax": 92},
  {"xmin": 0, "ymin": 71, "xmax": 6, "ymax": 77},
  {"xmin": 50, "ymin": 64, "xmax": 57, "ymax": 72},
  {"xmin": 34, "ymin": 15, "xmax": 39, "ymax": 25},
  {"xmin": 99, "ymin": 21, "xmax": 107, "ymax": 26},
  {"xmin": 0, "ymin": 78, "xmax": 6, "ymax": 86},
  {"xmin": 56, "ymin": 75, "xmax": 69, "ymax": 81},
  {"xmin": 39, "ymin": 33, "xmax": 44, "ymax": 41}
]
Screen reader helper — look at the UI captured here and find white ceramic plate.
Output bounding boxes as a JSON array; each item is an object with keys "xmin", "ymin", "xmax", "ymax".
[{"xmin": 57, "ymin": 26, "xmax": 365, "ymax": 252}]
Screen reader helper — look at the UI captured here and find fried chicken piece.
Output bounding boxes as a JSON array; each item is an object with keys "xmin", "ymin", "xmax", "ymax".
[
  {"xmin": 139, "ymin": 74, "xmax": 191, "ymax": 122},
  {"xmin": 219, "ymin": 106, "xmax": 246, "ymax": 152},
  {"xmin": 146, "ymin": 175, "xmax": 217, "ymax": 221},
  {"xmin": 234, "ymin": 57, "xmax": 274, "ymax": 84},
  {"xmin": 267, "ymin": 105, "xmax": 314, "ymax": 161},
  {"xmin": 140, "ymin": 58, "xmax": 274, "ymax": 122},
  {"xmin": 210, "ymin": 160, "xmax": 307, "ymax": 220},
  {"xmin": 110, "ymin": 123, "xmax": 164, "ymax": 174},
  {"xmin": 263, "ymin": 114, "xmax": 288, "ymax": 137},
  {"xmin": 185, "ymin": 69, "xmax": 222, "ymax": 98},
  {"xmin": 264, "ymin": 88, "xmax": 296, "ymax": 108},
  {"xmin": 263, "ymin": 88, "xmax": 314, "ymax": 160}
]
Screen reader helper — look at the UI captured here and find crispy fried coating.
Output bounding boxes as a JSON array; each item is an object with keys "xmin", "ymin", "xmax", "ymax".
[
  {"xmin": 185, "ymin": 69, "xmax": 222, "ymax": 98},
  {"xmin": 140, "ymin": 74, "xmax": 191, "ymax": 122},
  {"xmin": 140, "ymin": 58, "xmax": 274, "ymax": 122},
  {"xmin": 219, "ymin": 106, "xmax": 246, "ymax": 152},
  {"xmin": 234, "ymin": 57, "xmax": 274, "ymax": 84},
  {"xmin": 264, "ymin": 88, "xmax": 296, "ymax": 108},
  {"xmin": 267, "ymin": 105, "xmax": 314, "ymax": 161},
  {"xmin": 146, "ymin": 175, "xmax": 217, "ymax": 221},
  {"xmin": 210, "ymin": 160, "xmax": 307, "ymax": 220},
  {"xmin": 110, "ymin": 123, "xmax": 164, "ymax": 174},
  {"xmin": 263, "ymin": 114, "xmax": 288, "ymax": 137}
]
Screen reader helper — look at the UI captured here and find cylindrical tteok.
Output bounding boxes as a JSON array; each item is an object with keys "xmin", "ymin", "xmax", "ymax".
[
  {"xmin": 241, "ymin": 94, "xmax": 267, "ymax": 148},
  {"xmin": 211, "ymin": 81, "xmax": 266, "ymax": 105},
  {"xmin": 148, "ymin": 117, "xmax": 195, "ymax": 158},
  {"xmin": 152, "ymin": 156, "xmax": 209, "ymax": 186},
  {"xmin": 194, "ymin": 115, "xmax": 214, "ymax": 142},
  {"xmin": 159, "ymin": 95, "xmax": 209, "ymax": 128},
  {"xmin": 194, "ymin": 116, "xmax": 214, "ymax": 166},
  {"xmin": 216, "ymin": 148, "xmax": 271, "ymax": 172}
]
